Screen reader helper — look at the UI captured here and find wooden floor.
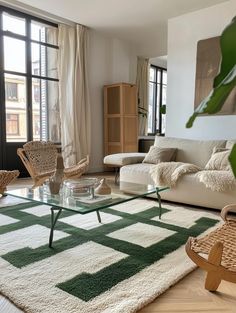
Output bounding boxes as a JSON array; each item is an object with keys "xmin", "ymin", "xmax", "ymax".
[{"xmin": 1, "ymin": 175, "xmax": 236, "ymax": 313}]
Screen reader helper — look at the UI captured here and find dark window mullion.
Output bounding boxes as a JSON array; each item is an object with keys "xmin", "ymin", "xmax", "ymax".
[
  {"xmin": 152, "ymin": 81, "xmax": 156, "ymax": 134},
  {"xmin": 153, "ymin": 67, "xmax": 158, "ymax": 134},
  {"xmin": 32, "ymin": 74, "xmax": 58, "ymax": 82},
  {"xmin": 26, "ymin": 17, "xmax": 33, "ymax": 141},
  {"xmin": 0, "ymin": 5, "xmax": 58, "ymax": 28},
  {"xmin": 1, "ymin": 31, "xmax": 59, "ymax": 49},
  {"xmin": 2, "ymin": 71, "xmax": 59, "ymax": 82}
]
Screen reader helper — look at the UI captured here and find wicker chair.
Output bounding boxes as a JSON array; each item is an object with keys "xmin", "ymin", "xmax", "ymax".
[
  {"xmin": 17, "ymin": 141, "xmax": 58, "ymax": 188},
  {"xmin": 186, "ymin": 204, "xmax": 236, "ymax": 291},
  {"xmin": 0, "ymin": 170, "xmax": 19, "ymax": 196},
  {"xmin": 63, "ymin": 155, "xmax": 89, "ymax": 180}
]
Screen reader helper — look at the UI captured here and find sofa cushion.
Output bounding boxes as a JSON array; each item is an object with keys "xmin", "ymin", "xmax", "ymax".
[
  {"xmin": 142, "ymin": 146, "xmax": 177, "ymax": 164},
  {"xmin": 154, "ymin": 136, "xmax": 226, "ymax": 168},
  {"xmin": 120, "ymin": 166, "xmax": 236, "ymax": 210},
  {"xmin": 205, "ymin": 149, "xmax": 231, "ymax": 171},
  {"xmin": 120, "ymin": 163, "xmax": 154, "ymax": 185},
  {"xmin": 104, "ymin": 153, "xmax": 146, "ymax": 167}
]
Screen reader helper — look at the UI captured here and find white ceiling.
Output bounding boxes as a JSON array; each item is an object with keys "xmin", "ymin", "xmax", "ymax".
[{"xmin": 4, "ymin": 0, "xmax": 228, "ymax": 56}]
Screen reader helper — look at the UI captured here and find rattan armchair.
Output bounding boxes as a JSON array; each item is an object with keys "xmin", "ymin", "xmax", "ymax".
[
  {"xmin": 186, "ymin": 204, "xmax": 236, "ymax": 291},
  {"xmin": 17, "ymin": 141, "xmax": 58, "ymax": 188},
  {"xmin": 0, "ymin": 170, "xmax": 19, "ymax": 196},
  {"xmin": 63, "ymin": 155, "xmax": 89, "ymax": 180}
]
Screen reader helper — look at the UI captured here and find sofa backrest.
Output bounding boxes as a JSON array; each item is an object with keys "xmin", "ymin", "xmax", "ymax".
[{"xmin": 154, "ymin": 136, "xmax": 226, "ymax": 168}]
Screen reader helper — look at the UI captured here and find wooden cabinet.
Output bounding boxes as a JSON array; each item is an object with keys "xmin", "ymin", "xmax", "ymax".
[{"xmin": 104, "ymin": 83, "xmax": 138, "ymax": 155}]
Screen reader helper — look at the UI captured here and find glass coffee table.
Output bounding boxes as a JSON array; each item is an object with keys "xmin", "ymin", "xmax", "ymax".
[{"xmin": 6, "ymin": 181, "xmax": 169, "ymax": 248}]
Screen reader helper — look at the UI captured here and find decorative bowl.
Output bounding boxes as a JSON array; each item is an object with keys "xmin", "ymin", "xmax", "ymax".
[{"xmin": 63, "ymin": 178, "xmax": 99, "ymax": 198}]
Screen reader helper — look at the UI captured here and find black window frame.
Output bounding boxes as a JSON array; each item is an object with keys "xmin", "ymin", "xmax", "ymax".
[
  {"xmin": 0, "ymin": 5, "xmax": 59, "ymax": 144},
  {"xmin": 148, "ymin": 65, "xmax": 167, "ymax": 135}
]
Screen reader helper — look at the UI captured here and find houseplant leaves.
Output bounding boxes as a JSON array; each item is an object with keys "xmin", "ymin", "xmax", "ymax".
[
  {"xmin": 186, "ymin": 16, "xmax": 236, "ymax": 128},
  {"xmin": 186, "ymin": 65, "xmax": 236, "ymax": 128},
  {"xmin": 186, "ymin": 16, "xmax": 236, "ymax": 176}
]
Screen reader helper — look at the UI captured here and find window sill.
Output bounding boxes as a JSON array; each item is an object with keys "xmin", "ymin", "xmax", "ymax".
[{"xmin": 138, "ymin": 135, "xmax": 155, "ymax": 140}]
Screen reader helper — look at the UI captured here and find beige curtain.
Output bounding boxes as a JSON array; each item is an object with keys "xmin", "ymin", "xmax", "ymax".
[
  {"xmin": 58, "ymin": 24, "xmax": 91, "ymax": 167},
  {"xmin": 136, "ymin": 57, "xmax": 149, "ymax": 136}
]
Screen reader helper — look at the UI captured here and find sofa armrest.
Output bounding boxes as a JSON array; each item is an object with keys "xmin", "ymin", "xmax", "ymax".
[{"xmin": 104, "ymin": 153, "xmax": 146, "ymax": 167}]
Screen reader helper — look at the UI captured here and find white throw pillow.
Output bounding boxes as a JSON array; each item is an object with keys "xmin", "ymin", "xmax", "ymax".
[
  {"xmin": 205, "ymin": 149, "xmax": 230, "ymax": 171},
  {"xmin": 142, "ymin": 146, "xmax": 177, "ymax": 164}
]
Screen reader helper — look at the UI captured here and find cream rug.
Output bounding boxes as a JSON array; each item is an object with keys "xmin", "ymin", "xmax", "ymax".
[{"xmin": 0, "ymin": 198, "xmax": 221, "ymax": 313}]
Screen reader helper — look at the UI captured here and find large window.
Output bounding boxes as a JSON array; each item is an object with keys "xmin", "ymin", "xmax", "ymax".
[
  {"xmin": 0, "ymin": 6, "xmax": 60, "ymax": 143},
  {"xmin": 148, "ymin": 65, "xmax": 167, "ymax": 135}
]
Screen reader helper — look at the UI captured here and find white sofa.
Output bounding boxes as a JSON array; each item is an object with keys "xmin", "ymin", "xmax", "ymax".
[{"xmin": 106, "ymin": 137, "xmax": 236, "ymax": 210}]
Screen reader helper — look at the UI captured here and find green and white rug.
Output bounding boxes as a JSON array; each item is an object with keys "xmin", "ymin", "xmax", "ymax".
[{"xmin": 0, "ymin": 197, "xmax": 221, "ymax": 313}]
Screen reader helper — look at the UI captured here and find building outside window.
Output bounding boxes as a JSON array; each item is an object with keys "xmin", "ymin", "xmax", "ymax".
[
  {"xmin": 33, "ymin": 85, "xmax": 40, "ymax": 103},
  {"xmin": 148, "ymin": 65, "xmax": 167, "ymax": 135},
  {"xmin": 6, "ymin": 114, "xmax": 19, "ymax": 135},
  {"xmin": 5, "ymin": 82, "xmax": 18, "ymax": 101}
]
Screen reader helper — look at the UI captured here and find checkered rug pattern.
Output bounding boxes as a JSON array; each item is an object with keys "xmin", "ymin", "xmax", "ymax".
[{"xmin": 0, "ymin": 196, "xmax": 220, "ymax": 313}]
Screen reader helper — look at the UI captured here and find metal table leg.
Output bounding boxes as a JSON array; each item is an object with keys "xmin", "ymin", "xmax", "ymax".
[
  {"xmin": 156, "ymin": 190, "xmax": 163, "ymax": 219},
  {"xmin": 96, "ymin": 210, "xmax": 102, "ymax": 223},
  {"xmin": 49, "ymin": 207, "xmax": 62, "ymax": 248}
]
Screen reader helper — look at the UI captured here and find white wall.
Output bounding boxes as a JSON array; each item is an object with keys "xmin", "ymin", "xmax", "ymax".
[
  {"xmin": 88, "ymin": 30, "xmax": 137, "ymax": 172},
  {"xmin": 166, "ymin": 0, "xmax": 236, "ymax": 140}
]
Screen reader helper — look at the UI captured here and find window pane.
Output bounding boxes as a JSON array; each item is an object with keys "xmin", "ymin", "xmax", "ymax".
[
  {"xmin": 161, "ymin": 114, "xmax": 166, "ymax": 134},
  {"xmin": 156, "ymin": 84, "xmax": 161, "ymax": 131},
  {"xmin": 32, "ymin": 79, "xmax": 60, "ymax": 142},
  {"xmin": 31, "ymin": 21, "xmax": 58, "ymax": 45},
  {"xmin": 163, "ymin": 71, "xmax": 167, "ymax": 84},
  {"xmin": 3, "ymin": 12, "xmax": 26, "ymax": 36},
  {"xmin": 5, "ymin": 74, "xmax": 27, "ymax": 142},
  {"xmin": 32, "ymin": 43, "xmax": 58, "ymax": 79},
  {"xmin": 148, "ymin": 82, "xmax": 154, "ymax": 133},
  {"xmin": 6, "ymin": 114, "xmax": 19, "ymax": 135},
  {"xmin": 149, "ymin": 67, "xmax": 155, "ymax": 81},
  {"xmin": 157, "ymin": 70, "xmax": 161, "ymax": 83},
  {"xmin": 4, "ymin": 36, "xmax": 26, "ymax": 73},
  {"xmin": 162, "ymin": 85, "xmax": 167, "ymax": 105}
]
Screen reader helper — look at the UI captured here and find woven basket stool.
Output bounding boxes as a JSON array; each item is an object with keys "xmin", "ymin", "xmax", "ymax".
[
  {"xmin": 0, "ymin": 170, "xmax": 19, "ymax": 196},
  {"xmin": 185, "ymin": 204, "xmax": 236, "ymax": 291}
]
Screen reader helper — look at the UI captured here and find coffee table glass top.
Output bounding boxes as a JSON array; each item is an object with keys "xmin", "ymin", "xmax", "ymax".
[{"xmin": 6, "ymin": 181, "xmax": 169, "ymax": 214}]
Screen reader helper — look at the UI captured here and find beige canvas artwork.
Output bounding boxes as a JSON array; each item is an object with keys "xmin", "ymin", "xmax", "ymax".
[{"xmin": 194, "ymin": 36, "xmax": 236, "ymax": 115}]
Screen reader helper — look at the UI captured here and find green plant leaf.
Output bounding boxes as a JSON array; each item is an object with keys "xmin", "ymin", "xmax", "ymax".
[
  {"xmin": 186, "ymin": 65, "xmax": 236, "ymax": 128},
  {"xmin": 229, "ymin": 144, "xmax": 236, "ymax": 178},
  {"xmin": 214, "ymin": 16, "xmax": 236, "ymax": 87},
  {"xmin": 160, "ymin": 105, "xmax": 166, "ymax": 115},
  {"xmin": 186, "ymin": 16, "xmax": 236, "ymax": 128}
]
